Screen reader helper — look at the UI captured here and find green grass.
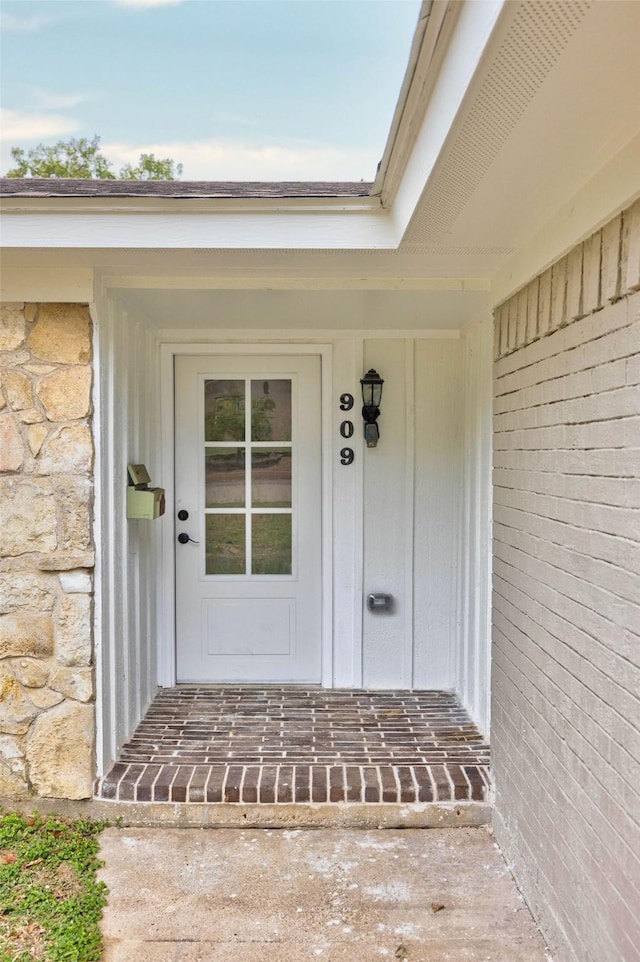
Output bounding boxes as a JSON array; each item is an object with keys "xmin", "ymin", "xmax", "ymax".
[{"xmin": 0, "ymin": 812, "xmax": 108, "ymax": 962}]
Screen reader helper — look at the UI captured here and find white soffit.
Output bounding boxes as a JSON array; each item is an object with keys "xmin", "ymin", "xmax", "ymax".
[
  {"xmin": 402, "ymin": 0, "xmax": 640, "ymax": 250},
  {"xmin": 110, "ymin": 286, "xmax": 489, "ymax": 332}
]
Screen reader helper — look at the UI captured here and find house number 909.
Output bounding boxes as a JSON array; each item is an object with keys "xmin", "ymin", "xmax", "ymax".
[{"xmin": 339, "ymin": 393, "xmax": 355, "ymax": 465}]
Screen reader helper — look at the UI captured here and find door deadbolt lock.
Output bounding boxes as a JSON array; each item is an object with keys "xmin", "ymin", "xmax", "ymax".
[
  {"xmin": 177, "ymin": 532, "xmax": 199, "ymax": 545},
  {"xmin": 177, "ymin": 509, "xmax": 189, "ymax": 521}
]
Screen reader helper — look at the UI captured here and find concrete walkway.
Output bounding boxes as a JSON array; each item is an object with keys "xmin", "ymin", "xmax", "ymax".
[{"xmin": 99, "ymin": 826, "xmax": 550, "ymax": 961}]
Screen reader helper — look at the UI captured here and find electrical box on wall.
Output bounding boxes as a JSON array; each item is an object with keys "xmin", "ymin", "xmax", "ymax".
[{"xmin": 127, "ymin": 464, "xmax": 165, "ymax": 520}]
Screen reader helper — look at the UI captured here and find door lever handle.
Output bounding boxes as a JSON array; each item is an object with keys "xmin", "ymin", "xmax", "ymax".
[{"xmin": 177, "ymin": 533, "xmax": 199, "ymax": 545}]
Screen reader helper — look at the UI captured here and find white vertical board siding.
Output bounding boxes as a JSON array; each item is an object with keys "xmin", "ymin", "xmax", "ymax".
[
  {"xmin": 362, "ymin": 339, "xmax": 412, "ymax": 688},
  {"xmin": 94, "ymin": 291, "xmax": 159, "ymax": 774},
  {"xmin": 331, "ymin": 338, "xmax": 365, "ymax": 687},
  {"xmin": 492, "ymin": 202, "xmax": 640, "ymax": 962},
  {"xmin": 413, "ymin": 339, "xmax": 464, "ymax": 690},
  {"xmin": 457, "ymin": 315, "xmax": 493, "ymax": 734},
  {"xmin": 361, "ymin": 337, "xmax": 466, "ymax": 692}
]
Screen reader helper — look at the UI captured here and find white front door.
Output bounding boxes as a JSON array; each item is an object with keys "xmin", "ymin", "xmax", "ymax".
[{"xmin": 174, "ymin": 354, "xmax": 322, "ymax": 683}]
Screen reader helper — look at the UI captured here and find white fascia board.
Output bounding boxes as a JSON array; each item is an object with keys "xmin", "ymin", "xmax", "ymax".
[
  {"xmin": 0, "ymin": 198, "xmax": 399, "ymax": 251},
  {"xmin": 390, "ymin": 0, "xmax": 505, "ymax": 239},
  {"xmin": 491, "ymin": 131, "xmax": 640, "ymax": 307},
  {"xmin": 0, "ymin": 267, "xmax": 94, "ymax": 302}
]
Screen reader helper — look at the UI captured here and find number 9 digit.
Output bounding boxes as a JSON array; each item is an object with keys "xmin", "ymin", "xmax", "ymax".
[{"xmin": 340, "ymin": 447, "xmax": 354, "ymax": 465}]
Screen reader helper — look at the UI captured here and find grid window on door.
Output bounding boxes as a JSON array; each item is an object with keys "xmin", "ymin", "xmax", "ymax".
[{"xmin": 204, "ymin": 378, "xmax": 293, "ymax": 576}]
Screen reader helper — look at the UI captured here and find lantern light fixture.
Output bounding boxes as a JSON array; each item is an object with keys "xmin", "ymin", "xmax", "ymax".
[{"xmin": 360, "ymin": 368, "xmax": 384, "ymax": 448}]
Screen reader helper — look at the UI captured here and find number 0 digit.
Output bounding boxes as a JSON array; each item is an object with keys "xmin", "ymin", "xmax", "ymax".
[{"xmin": 340, "ymin": 420, "xmax": 354, "ymax": 439}]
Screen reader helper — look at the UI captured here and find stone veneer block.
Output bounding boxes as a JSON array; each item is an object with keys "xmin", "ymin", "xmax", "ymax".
[
  {"xmin": 0, "ymin": 573, "xmax": 57, "ymax": 614},
  {"xmin": 37, "ymin": 550, "xmax": 95, "ymax": 571},
  {"xmin": 601, "ymin": 214, "xmax": 622, "ymax": 303},
  {"xmin": 52, "ymin": 479, "xmax": 93, "ymax": 549},
  {"xmin": 59, "ymin": 571, "xmax": 92, "ymax": 593},
  {"xmin": 3, "ymin": 370, "xmax": 33, "ymax": 411},
  {"xmin": 55, "ymin": 593, "xmax": 92, "ymax": 667},
  {"xmin": 0, "ymin": 613, "xmax": 54, "ymax": 658},
  {"xmin": 0, "ymin": 415, "xmax": 24, "ymax": 472},
  {"xmin": 9, "ymin": 657, "xmax": 49, "ymax": 688},
  {"xmin": 38, "ymin": 425, "xmax": 93, "ymax": 475},
  {"xmin": 0, "ymin": 662, "xmax": 39, "ymax": 734},
  {"xmin": 0, "ymin": 734, "xmax": 28, "ymax": 796},
  {"xmin": 582, "ymin": 231, "xmax": 602, "ymax": 314},
  {"xmin": 0, "ymin": 304, "xmax": 26, "ymax": 352},
  {"xmin": 29, "ymin": 688, "xmax": 64, "ymax": 710},
  {"xmin": 0, "ymin": 478, "xmax": 57, "ymax": 556},
  {"xmin": 26, "ymin": 423, "xmax": 48, "ymax": 456},
  {"xmin": 25, "ymin": 700, "xmax": 94, "ymax": 799},
  {"xmin": 36, "ymin": 367, "xmax": 92, "ymax": 422},
  {"xmin": 28, "ymin": 304, "xmax": 91, "ymax": 364},
  {"xmin": 49, "ymin": 665, "xmax": 93, "ymax": 703}
]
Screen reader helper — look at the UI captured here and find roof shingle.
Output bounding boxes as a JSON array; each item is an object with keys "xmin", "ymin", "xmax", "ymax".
[{"xmin": 0, "ymin": 178, "xmax": 373, "ymax": 199}]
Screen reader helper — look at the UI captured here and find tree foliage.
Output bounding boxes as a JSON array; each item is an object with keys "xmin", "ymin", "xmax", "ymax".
[{"xmin": 4, "ymin": 135, "xmax": 183, "ymax": 180}]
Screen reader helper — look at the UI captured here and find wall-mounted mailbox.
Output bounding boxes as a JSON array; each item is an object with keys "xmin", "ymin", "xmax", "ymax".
[
  {"xmin": 127, "ymin": 464, "xmax": 165, "ymax": 520},
  {"xmin": 367, "ymin": 593, "xmax": 393, "ymax": 612}
]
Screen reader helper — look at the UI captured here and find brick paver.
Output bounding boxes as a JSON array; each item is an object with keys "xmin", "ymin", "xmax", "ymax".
[{"xmin": 96, "ymin": 688, "xmax": 490, "ymax": 804}]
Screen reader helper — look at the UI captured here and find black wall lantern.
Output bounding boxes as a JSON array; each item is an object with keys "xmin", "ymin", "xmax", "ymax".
[{"xmin": 360, "ymin": 368, "xmax": 384, "ymax": 448}]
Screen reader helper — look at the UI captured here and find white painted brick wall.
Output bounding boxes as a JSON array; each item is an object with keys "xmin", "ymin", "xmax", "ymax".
[{"xmin": 492, "ymin": 199, "xmax": 640, "ymax": 962}]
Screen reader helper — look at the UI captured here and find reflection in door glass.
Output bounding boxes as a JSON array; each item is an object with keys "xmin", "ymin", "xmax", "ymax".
[
  {"xmin": 205, "ymin": 515, "xmax": 245, "ymax": 575},
  {"xmin": 252, "ymin": 448, "xmax": 291, "ymax": 507},
  {"xmin": 205, "ymin": 449, "xmax": 245, "ymax": 508},
  {"xmin": 252, "ymin": 514, "xmax": 292, "ymax": 575},
  {"xmin": 251, "ymin": 380, "xmax": 291, "ymax": 441},
  {"xmin": 204, "ymin": 380, "xmax": 245, "ymax": 441}
]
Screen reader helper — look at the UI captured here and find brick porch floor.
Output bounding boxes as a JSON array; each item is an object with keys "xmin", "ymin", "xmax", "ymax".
[{"xmin": 96, "ymin": 688, "xmax": 491, "ymax": 805}]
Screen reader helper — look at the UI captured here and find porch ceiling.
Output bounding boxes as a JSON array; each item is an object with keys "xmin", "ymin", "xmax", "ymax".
[{"xmin": 108, "ymin": 284, "xmax": 489, "ymax": 332}]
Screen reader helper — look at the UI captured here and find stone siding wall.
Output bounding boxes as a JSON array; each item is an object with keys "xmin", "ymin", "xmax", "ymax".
[
  {"xmin": 492, "ymin": 200, "xmax": 640, "ymax": 961},
  {"xmin": 0, "ymin": 303, "xmax": 95, "ymax": 800}
]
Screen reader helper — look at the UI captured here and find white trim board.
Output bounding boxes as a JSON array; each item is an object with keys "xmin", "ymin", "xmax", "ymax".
[{"xmin": 156, "ymin": 329, "xmax": 462, "ymax": 343}]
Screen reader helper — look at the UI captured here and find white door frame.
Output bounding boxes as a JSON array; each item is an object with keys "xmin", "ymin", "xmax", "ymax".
[{"xmin": 158, "ymin": 341, "xmax": 334, "ymax": 689}]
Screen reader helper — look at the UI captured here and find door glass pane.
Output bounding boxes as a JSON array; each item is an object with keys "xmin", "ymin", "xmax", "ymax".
[
  {"xmin": 251, "ymin": 380, "xmax": 291, "ymax": 441},
  {"xmin": 205, "ymin": 380, "xmax": 245, "ymax": 442},
  {"xmin": 206, "ymin": 515, "xmax": 245, "ymax": 575},
  {"xmin": 205, "ymin": 449, "xmax": 245, "ymax": 508},
  {"xmin": 252, "ymin": 514, "xmax": 292, "ymax": 575},
  {"xmin": 252, "ymin": 448, "xmax": 292, "ymax": 507}
]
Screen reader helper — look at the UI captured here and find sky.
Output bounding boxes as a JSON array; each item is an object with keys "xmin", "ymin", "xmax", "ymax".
[{"xmin": 0, "ymin": 0, "xmax": 421, "ymax": 180}]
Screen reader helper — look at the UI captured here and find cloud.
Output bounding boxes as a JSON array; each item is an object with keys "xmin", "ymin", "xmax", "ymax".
[
  {"xmin": 34, "ymin": 90, "xmax": 93, "ymax": 110},
  {"xmin": 0, "ymin": 108, "xmax": 79, "ymax": 142},
  {"xmin": 0, "ymin": 12, "xmax": 54, "ymax": 32},
  {"xmin": 102, "ymin": 138, "xmax": 378, "ymax": 181}
]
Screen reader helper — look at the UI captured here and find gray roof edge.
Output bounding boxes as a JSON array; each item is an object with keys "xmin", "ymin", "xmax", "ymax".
[{"xmin": 0, "ymin": 178, "xmax": 373, "ymax": 199}]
